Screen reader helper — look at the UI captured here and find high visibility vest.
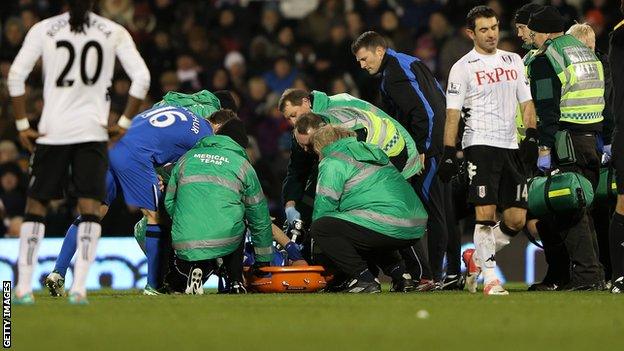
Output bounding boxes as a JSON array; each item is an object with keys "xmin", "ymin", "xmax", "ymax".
[
  {"xmin": 529, "ymin": 35, "xmax": 604, "ymax": 125},
  {"xmin": 321, "ymin": 107, "xmax": 406, "ymax": 157}
]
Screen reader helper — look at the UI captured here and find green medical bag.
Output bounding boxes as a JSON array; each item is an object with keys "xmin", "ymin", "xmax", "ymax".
[
  {"xmin": 528, "ymin": 172, "xmax": 594, "ymax": 217},
  {"xmin": 596, "ymin": 167, "xmax": 617, "ymax": 203}
]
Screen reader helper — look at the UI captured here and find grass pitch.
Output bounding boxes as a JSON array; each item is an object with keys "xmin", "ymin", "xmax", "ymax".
[{"xmin": 10, "ymin": 284, "xmax": 624, "ymax": 351}]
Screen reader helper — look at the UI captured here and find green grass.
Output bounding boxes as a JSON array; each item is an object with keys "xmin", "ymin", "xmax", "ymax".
[{"xmin": 10, "ymin": 284, "xmax": 624, "ymax": 351}]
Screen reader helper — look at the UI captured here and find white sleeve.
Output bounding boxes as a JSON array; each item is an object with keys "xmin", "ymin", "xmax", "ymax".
[
  {"xmin": 515, "ymin": 56, "xmax": 532, "ymax": 104},
  {"xmin": 8, "ymin": 24, "xmax": 43, "ymax": 97},
  {"xmin": 445, "ymin": 62, "xmax": 468, "ymax": 110},
  {"xmin": 115, "ymin": 27, "xmax": 150, "ymax": 99}
]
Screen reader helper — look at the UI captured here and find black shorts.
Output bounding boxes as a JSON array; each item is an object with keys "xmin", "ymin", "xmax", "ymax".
[
  {"xmin": 464, "ymin": 145, "xmax": 528, "ymax": 209},
  {"xmin": 28, "ymin": 142, "xmax": 108, "ymax": 202},
  {"xmin": 612, "ymin": 131, "xmax": 624, "ymax": 195}
]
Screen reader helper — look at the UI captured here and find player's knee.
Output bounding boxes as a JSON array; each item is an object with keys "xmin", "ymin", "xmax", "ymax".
[
  {"xmin": 25, "ymin": 198, "xmax": 48, "ymax": 217},
  {"xmin": 526, "ymin": 219, "xmax": 538, "ymax": 236},
  {"xmin": 474, "ymin": 206, "xmax": 496, "ymax": 222},
  {"xmin": 77, "ymin": 198, "xmax": 102, "ymax": 216},
  {"xmin": 504, "ymin": 217, "xmax": 525, "ymax": 232}
]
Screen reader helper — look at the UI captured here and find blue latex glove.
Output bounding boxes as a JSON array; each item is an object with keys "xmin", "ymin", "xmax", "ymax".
[
  {"xmin": 285, "ymin": 206, "xmax": 301, "ymax": 225},
  {"xmin": 602, "ymin": 144, "xmax": 612, "ymax": 164},
  {"xmin": 537, "ymin": 154, "xmax": 551, "ymax": 172}
]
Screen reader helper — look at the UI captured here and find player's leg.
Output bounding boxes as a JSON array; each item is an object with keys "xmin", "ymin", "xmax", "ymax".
[
  {"xmin": 66, "ymin": 142, "xmax": 108, "ymax": 304},
  {"xmin": 610, "ymin": 134, "xmax": 624, "ymax": 292},
  {"xmin": 109, "ymin": 145, "xmax": 165, "ymax": 291},
  {"xmin": 464, "ymin": 146, "xmax": 506, "ymax": 295},
  {"xmin": 46, "ymin": 203, "xmax": 110, "ymax": 297},
  {"xmin": 48, "ymin": 170, "xmax": 115, "ymax": 296},
  {"xmin": 14, "ymin": 144, "xmax": 70, "ymax": 303},
  {"xmin": 493, "ymin": 148, "xmax": 529, "ymax": 252}
]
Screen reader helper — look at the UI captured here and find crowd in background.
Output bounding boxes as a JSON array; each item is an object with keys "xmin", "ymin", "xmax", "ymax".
[{"xmin": 0, "ymin": 0, "xmax": 620, "ymax": 237}]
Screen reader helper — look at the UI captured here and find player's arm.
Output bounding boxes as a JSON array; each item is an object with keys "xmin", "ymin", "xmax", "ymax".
[
  {"xmin": 438, "ymin": 63, "xmax": 467, "ymax": 182},
  {"xmin": 8, "ymin": 24, "xmax": 43, "ymax": 152},
  {"xmin": 111, "ymin": 27, "xmax": 151, "ymax": 137},
  {"xmin": 519, "ymin": 100, "xmax": 537, "ymax": 130},
  {"xmin": 444, "ymin": 109, "xmax": 462, "ymax": 147}
]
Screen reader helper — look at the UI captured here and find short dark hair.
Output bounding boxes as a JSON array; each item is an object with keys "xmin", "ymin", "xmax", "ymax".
[
  {"xmin": 278, "ymin": 88, "xmax": 310, "ymax": 113},
  {"xmin": 294, "ymin": 113, "xmax": 326, "ymax": 134},
  {"xmin": 466, "ymin": 5, "xmax": 498, "ymax": 31},
  {"xmin": 214, "ymin": 90, "xmax": 238, "ymax": 112},
  {"xmin": 216, "ymin": 116, "xmax": 249, "ymax": 149},
  {"xmin": 208, "ymin": 109, "xmax": 237, "ymax": 125},
  {"xmin": 351, "ymin": 31, "xmax": 388, "ymax": 55}
]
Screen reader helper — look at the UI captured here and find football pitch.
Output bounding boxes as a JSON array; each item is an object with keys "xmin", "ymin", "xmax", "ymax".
[{"xmin": 9, "ymin": 284, "xmax": 624, "ymax": 351}]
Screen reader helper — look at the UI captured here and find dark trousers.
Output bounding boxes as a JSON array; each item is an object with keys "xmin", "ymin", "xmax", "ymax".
[
  {"xmin": 410, "ymin": 156, "xmax": 449, "ymax": 280},
  {"xmin": 166, "ymin": 238, "xmax": 245, "ymax": 293},
  {"xmin": 544, "ymin": 132, "xmax": 603, "ymax": 285},
  {"xmin": 310, "ymin": 216, "xmax": 416, "ymax": 278}
]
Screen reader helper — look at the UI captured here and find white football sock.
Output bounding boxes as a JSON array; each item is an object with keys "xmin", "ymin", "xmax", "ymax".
[
  {"xmin": 16, "ymin": 221, "xmax": 45, "ymax": 295},
  {"xmin": 69, "ymin": 221, "xmax": 101, "ymax": 296},
  {"xmin": 474, "ymin": 223, "xmax": 497, "ymax": 284},
  {"xmin": 493, "ymin": 222, "xmax": 513, "ymax": 252}
]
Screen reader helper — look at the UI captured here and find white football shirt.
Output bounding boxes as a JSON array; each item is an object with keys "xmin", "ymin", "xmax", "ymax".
[
  {"xmin": 8, "ymin": 12, "xmax": 150, "ymax": 145},
  {"xmin": 446, "ymin": 48, "xmax": 532, "ymax": 149}
]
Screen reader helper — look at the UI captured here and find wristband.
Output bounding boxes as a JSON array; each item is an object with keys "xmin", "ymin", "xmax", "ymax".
[
  {"xmin": 117, "ymin": 115, "xmax": 132, "ymax": 129},
  {"xmin": 15, "ymin": 118, "xmax": 30, "ymax": 132}
]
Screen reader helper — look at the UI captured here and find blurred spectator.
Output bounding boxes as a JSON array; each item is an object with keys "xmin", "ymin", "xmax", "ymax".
[
  {"xmin": 0, "ymin": 162, "xmax": 26, "ymax": 237},
  {"xmin": 176, "ymin": 54, "xmax": 203, "ymax": 92},
  {"xmin": 345, "ymin": 10, "xmax": 365, "ymax": 40},
  {"xmin": 159, "ymin": 71, "xmax": 180, "ymax": 96},
  {"xmin": 209, "ymin": 67, "xmax": 232, "ymax": 92},
  {"xmin": 0, "ymin": 17, "xmax": 25, "ymax": 61},
  {"xmin": 144, "ymin": 29, "xmax": 176, "ymax": 93},
  {"xmin": 20, "ymin": 7, "xmax": 39, "ymax": 31},
  {"xmin": 584, "ymin": 9, "xmax": 608, "ymax": 52},
  {"xmin": 379, "ymin": 10, "xmax": 413, "ymax": 53},
  {"xmin": 214, "ymin": 7, "xmax": 247, "ymax": 53},
  {"xmin": 276, "ymin": 25, "xmax": 297, "ymax": 56},
  {"xmin": 358, "ymin": 0, "xmax": 391, "ymax": 30},
  {"xmin": 100, "ymin": 0, "xmax": 134, "ymax": 27},
  {"xmin": 0, "ymin": 140, "xmax": 19, "ymax": 165},
  {"xmin": 299, "ymin": 0, "xmax": 345, "ymax": 44},
  {"xmin": 402, "ymin": 0, "xmax": 442, "ymax": 36},
  {"xmin": 548, "ymin": 0, "xmax": 580, "ymax": 29},
  {"xmin": 438, "ymin": 25, "xmax": 473, "ymax": 86},
  {"xmin": 110, "ymin": 75, "xmax": 130, "ymax": 115},
  {"xmin": 127, "ymin": 2, "xmax": 156, "ymax": 45},
  {"xmin": 263, "ymin": 56, "xmax": 298, "ymax": 95},
  {"xmin": 224, "ymin": 51, "xmax": 248, "ymax": 95}
]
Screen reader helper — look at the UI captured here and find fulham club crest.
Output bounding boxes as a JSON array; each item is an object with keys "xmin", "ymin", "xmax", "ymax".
[
  {"xmin": 478, "ymin": 185, "xmax": 487, "ymax": 198},
  {"xmin": 501, "ymin": 55, "xmax": 513, "ymax": 65}
]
